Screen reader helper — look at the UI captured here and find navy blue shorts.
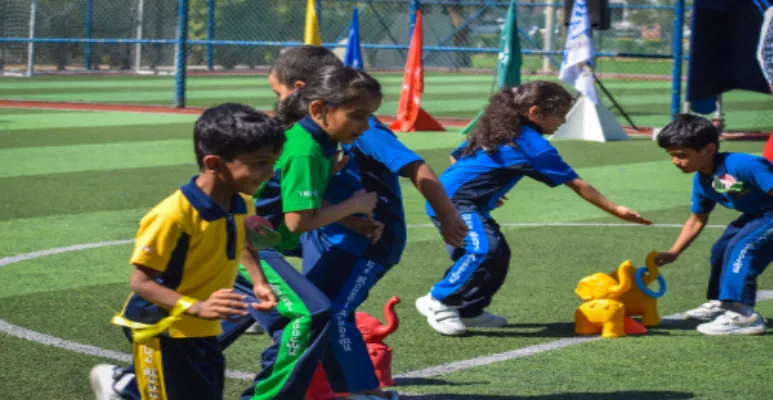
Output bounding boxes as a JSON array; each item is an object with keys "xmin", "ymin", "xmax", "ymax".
[{"xmin": 120, "ymin": 336, "xmax": 224, "ymax": 400}]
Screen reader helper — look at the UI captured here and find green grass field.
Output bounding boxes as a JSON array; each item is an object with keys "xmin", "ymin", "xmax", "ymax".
[
  {"xmin": 1, "ymin": 105, "xmax": 772, "ymax": 400},
  {"xmin": 2, "ymin": 71, "xmax": 773, "ymax": 132}
]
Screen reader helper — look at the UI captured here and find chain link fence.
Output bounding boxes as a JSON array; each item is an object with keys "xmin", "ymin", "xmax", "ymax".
[
  {"xmin": 0, "ymin": 0, "xmax": 178, "ymax": 73},
  {"xmin": 0, "ymin": 0, "xmax": 771, "ymax": 131}
]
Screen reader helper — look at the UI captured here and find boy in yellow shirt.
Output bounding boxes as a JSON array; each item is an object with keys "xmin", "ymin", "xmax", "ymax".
[{"xmin": 90, "ymin": 103, "xmax": 284, "ymax": 400}]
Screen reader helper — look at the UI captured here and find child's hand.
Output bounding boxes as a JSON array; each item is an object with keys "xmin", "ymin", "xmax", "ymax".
[
  {"xmin": 653, "ymin": 251, "xmax": 678, "ymax": 266},
  {"xmin": 188, "ymin": 289, "xmax": 250, "ymax": 320},
  {"xmin": 366, "ymin": 219, "xmax": 385, "ymax": 244},
  {"xmin": 348, "ymin": 189, "xmax": 378, "ymax": 215},
  {"xmin": 343, "ymin": 216, "xmax": 384, "ymax": 243},
  {"xmin": 251, "ymin": 283, "xmax": 278, "ymax": 311},
  {"xmin": 614, "ymin": 206, "xmax": 652, "ymax": 225},
  {"xmin": 439, "ymin": 212, "xmax": 468, "ymax": 248}
]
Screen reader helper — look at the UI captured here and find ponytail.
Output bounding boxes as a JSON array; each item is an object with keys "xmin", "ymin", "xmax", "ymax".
[{"xmin": 276, "ymin": 89, "xmax": 308, "ymax": 128}]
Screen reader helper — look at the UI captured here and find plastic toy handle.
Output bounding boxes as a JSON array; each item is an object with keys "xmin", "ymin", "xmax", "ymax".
[{"xmin": 634, "ymin": 266, "xmax": 667, "ymax": 298}]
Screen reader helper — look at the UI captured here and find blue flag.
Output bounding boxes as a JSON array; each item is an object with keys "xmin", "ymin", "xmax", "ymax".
[{"xmin": 344, "ymin": 8, "xmax": 364, "ymax": 70}]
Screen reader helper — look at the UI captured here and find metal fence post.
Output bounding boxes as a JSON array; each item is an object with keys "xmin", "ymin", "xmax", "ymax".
[
  {"xmin": 26, "ymin": 0, "xmax": 38, "ymax": 77},
  {"xmin": 135, "ymin": 0, "xmax": 145, "ymax": 72},
  {"xmin": 409, "ymin": 0, "xmax": 419, "ymax": 42},
  {"xmin": 85, "ymin": 0, "xmax": 93, "ymax": 70},
  {"xmin": 671, "ymin": 0, "xmax": 685, "ymax": 119},
  {"xmin": 207, "ymin": 0, "xmax": 215, "ymax": 71},
  {"xmin": 175, "ymin": 0, "xmax": 189, "ymax": 108},
  {"xmin": 543, "ymin": 2, "xmax": 556, "ymax": 73}
]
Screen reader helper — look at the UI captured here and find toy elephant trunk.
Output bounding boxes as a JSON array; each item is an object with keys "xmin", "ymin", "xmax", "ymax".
[
  {"xmin": 611, "ymin": 261, "xmax": 633, "ymax": 297},
  {"xmin": 354, "ymin": 296, "xmax": 401, "ymax": 388},
  {"xmin": 357, "ymin": 296, "xmax": 400, "ymax": 343},
  {"xmin": 640, "ymin": 251, "xmax": 660, "ymax": 285},
  {"xmin": 576, "ymin": 261, "xmax": 633, "ymax": 301}
]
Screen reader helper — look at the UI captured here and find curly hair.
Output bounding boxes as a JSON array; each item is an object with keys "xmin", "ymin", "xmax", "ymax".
[{"xmin": 462, "ymin": 81, "xmax": 573, "ymax": 156}]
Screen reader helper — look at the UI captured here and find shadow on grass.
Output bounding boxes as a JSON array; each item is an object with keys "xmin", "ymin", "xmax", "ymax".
[
  {"xmin": 464, "ymin": 322, "xmax": 576, "ymax": 338},
  {"xmin": 394, "ymin": 377, "xmax": 485, "ymax": 387},
  {"xmin": 462, "ymin": 318, "xmax": 711, "ymax": 338},
  {"xmin": 400, "ymin": 390, "xmax": 694, "ymax": 399}
]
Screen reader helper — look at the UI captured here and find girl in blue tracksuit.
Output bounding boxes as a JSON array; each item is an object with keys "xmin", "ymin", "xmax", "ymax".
[{"xmin": 418, "ymin": 81, "xmax": 653, "ymax": 336}]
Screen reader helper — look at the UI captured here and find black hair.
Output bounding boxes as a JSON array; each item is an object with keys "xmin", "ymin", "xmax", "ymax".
[
  {"xmin": 276, "ymin": 65, "xmax": 382, "ymax": 126},
  {"xmin": 194, "ymin": 103, "xmax": 286, "ymax": 169},
  {"xmin": 270, "ymin": 45, "xmax": 344, "ymax": 87},
  {"xmin": 463, "ymin": 81, "xmax": 573, "ymax": 156},
  {"xmin": 656, "ymin": 113, "xmax": 719, "ymax": 151}
]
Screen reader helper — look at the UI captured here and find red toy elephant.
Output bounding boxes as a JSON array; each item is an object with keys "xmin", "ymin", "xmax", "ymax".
[
  {"xmin": 356, "ymin": 296, "xmax": 401, "ymax": 387},
  {"xmin": 305, "ymin": 297, "xmax": 401, "ymax": 400}
]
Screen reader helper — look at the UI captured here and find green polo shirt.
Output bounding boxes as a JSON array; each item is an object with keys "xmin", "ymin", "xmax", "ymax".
[{"xmin": 252, "ymin": 116, "xmax": 336, "ymax": 252}]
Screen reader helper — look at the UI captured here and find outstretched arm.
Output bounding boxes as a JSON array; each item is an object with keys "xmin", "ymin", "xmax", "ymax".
[
  {"xmin": 654, "ymin": 213, "xmax": 710, "ymax": 266},
  {"xmin": 564, "ymin": 178, "xmax": 652, "ymax": 225}
]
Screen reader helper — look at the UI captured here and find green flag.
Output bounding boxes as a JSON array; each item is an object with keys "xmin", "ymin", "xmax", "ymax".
[
  {"xmin": 461, "ymin": 0, "xmax": 522, "ymax": 135},
  {"xmin": 495, "ymin": 0, "xmax": 522, "ymax": 88}
]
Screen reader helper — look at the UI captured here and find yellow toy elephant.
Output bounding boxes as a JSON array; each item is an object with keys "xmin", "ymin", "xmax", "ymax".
[
  {"xmin": 610, "ymin": 251, "xmax": 662, "ymax": 327},
  {"xmin": 574, "ymin": 261, "xmax": 633, "ymax": 338}
]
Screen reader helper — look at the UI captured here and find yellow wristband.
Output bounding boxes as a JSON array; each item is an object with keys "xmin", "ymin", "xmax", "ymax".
[{"xmin": 111, "ymin": 296, "xmax": 197, "ymax": 342}]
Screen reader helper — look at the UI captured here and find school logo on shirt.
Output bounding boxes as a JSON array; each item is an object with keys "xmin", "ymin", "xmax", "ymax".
[{"xmin": 712, "ymin": 174, "xmax": 746, "ymax": 194}]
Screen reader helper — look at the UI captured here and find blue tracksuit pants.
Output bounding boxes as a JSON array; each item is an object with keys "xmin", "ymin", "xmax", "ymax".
[
  {"xmin": 707, "ymin": 212, "xmax": 773, "ymax": 306},
  {"xmin": 430, "ymin": 211, "xmax": 511, "ymax": 318},
  {"xmin": 300, "ymin": 231, "xmax": 391, "ymax": 393}
]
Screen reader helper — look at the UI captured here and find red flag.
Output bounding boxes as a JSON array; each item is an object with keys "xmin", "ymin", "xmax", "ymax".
[
  {"xmin": 390, "ymin": 11, "xmax": 445, "ymax": 132},
  {"xmin": 764, "ymin": 133, "xmax": 773, "ymax": 162}
]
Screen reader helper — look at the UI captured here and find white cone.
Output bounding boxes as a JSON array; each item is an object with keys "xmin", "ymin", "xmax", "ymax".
[{"xmin": 550, "ymin": 96, "xmax": 630, "ymax": 142}]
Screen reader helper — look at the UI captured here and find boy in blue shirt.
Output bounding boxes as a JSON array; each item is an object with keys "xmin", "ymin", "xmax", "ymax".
[{"xmin": 654, "ymin": 114, "xmax": 773, "ymax": 335}]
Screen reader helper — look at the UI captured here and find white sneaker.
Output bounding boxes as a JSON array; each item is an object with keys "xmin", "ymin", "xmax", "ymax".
[
  {"xmin": 696, "ymin": 310, "xmax": 767, "ymax": 336},
  {"xmin": 89, "ymin": 364, "xmax": 122, "ymax": 400},
  {"xmin": 344, "ymin": 391, "xmax": 399, "ymax": 400},
  {"xmin": 685, "ymin": 300, "xmax": 727, "ymax": 321},
  {"xmin": 462, "ymin": 311, "xmax": 507, "ymax": 328},
  {"xmin": 415, "ymin": 293, "xmax": 466, "ymax": 336},
  {"xmin": 245, "ymin": 323, "xmax": 264, "ymax": 334}
]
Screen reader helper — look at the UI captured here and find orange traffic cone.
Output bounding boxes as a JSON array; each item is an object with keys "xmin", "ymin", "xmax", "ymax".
[
  {"xmin": 623, "ymin": 316, "xmax": 649, "ymax": 335},
  {"xmin": 389, "ymin": 11, "xmax": 445, "ymax": 133},
  {"xmin": 763, "ymin": 133, "xmax": 773, "ymax": 162}
]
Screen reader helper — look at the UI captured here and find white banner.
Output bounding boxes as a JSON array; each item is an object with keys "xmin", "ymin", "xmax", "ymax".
[
  {"xmin": 559, "ymin": 0, "xmax": 599, "ymax": 104},
  {"xmin": 757, "ymin": 6, "xmax": 773, "ymax": 86}
]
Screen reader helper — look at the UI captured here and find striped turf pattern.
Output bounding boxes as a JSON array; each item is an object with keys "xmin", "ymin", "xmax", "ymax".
[{"xmin": 1, "ymin": 106, "xmax": 772, "ymax": 399}]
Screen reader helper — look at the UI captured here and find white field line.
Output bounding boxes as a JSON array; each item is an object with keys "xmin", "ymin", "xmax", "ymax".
[
  {"xmin": 0, "ymin": 222, "xmax": 762, "ymax": 389},
  {"xmin": 0, "ymin": 222, "xmax": 728, "ymax": 268}
]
